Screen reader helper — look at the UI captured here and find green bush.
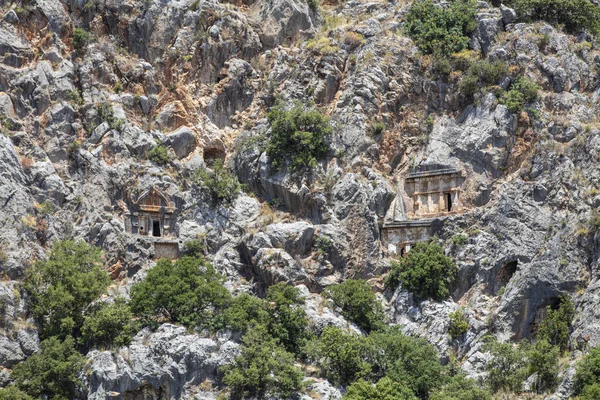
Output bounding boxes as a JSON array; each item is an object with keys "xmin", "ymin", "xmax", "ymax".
[
  {"xmin": 72, "ymin": 27, "xmax": 89, "ymax": 50},
  {"xmin": 527, "ymin": 339, "xmax": 559, "ymax": 393},
  {"xmin": 129, "ymin": 256, "xmax": 231, "ymax": 329},
  {"xmin": 386, "ymin": 242, "xmax": 457, "ymax": 301},
  {"xmin": 537, "ymin": 295, "xmax": 574, "ymax": 351},
  {"xmin": 81, "ymin": 300, "xmax": 135, "ymax": 348},
  {"xmin": 12, "ymin": 336, "xmax": 85, "ymax": 400},
  {"xmin": 573, "ymin": 346, "xmax": 600, "ymax": 395},
  {"xmin": 500, "ymin": 77, "xmax": 539, "ymax": 113},
  {"xmin": 580, "ymin": 382, "xmax": 600, "ymax": 400},
  {"xmin": 448, "ymin": 309, "xmax": 469, "ymax": 339},
  {"xmin": 307, "ymin": 326, "xmax": 372, "ymax": 385},
  {"xmin": 147, "ymin": 144, "xmax": 170, "ymax": 165},
  {"xmin": 505, "ymin": 0, "xmax": 600, "ymax": 37},
  {"xmin": 222, "ymin": 325, "xmax": 304, "ymax": 399},
  {"xmin": 483, "ymin": 338, "xmax": 528, "ymax": 393},
  {"xmin": 25, "ymin": 240, "xmax": 110, "ymax": 339},
  {"xmin": 266, "ymin": 103, "xmax": 332, "ymax": 172},
  {"xmin": 325, "ymin": 279, "xmax": 385, "ymax": 333},
  {"xmin": 193, "ymin": 159, "xmax": 241, "ymax": 204},
  {"xmin": 182, "ymin": 238, "xmax": 205, "ymax": 258},
  {"xmin": 344, "ymin": 377, "xmax": 417, "ymax": 400},
  {"xmin": 222, "ymin": 293, "xmax": 270, "ymax": 333},
  {"xmin": 0, "ymin": 386, "xmax": 34, "ymax": 400},
  {"xmin": 460, "ymin": 60, "xmax": 509, "ymax": 98},
  {"xmin": 265, "ymin": 283, "xmax": 310, "ymax": 354},
  {"xmin": 404, "ymin": 0, "xmax": 478, "ymax": 56},
  {"xmin": 430, "ymin": 374, "xmax": 491, "ymax": 400}
]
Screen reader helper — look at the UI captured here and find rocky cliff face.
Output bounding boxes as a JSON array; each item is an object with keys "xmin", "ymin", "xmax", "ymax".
[{"xmin": 1, "ymin": 0, "xmax": 600, "ymax": 398}]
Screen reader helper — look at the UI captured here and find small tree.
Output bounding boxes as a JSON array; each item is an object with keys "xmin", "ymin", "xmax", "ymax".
[
  {"xmin": 129, "ymin": 256, "xmax": 231, "ymax": 329},
  {"xmin": 266, "ymin": 103, "xmax": 332, "ymax": 172},
  {"xmin": 11, "ymin": 336, "xmax": 85, "ymax": 400},
  {"xmin": 222, "ymin": 325, "xmax": 304, "ymax": 399},
  {"xmin": 81, "ymin": 299, "xmax": 135, "ymax": 349},
  {"xmin": 527, "ymin": 339, "xmax": 559, "ymax": 393},
  {"xmin": 430, "ymin": 374, "xmax": 492, "ymax": 400},
  {"xmin": 573, "ymin": 346, "xmax": 600, "ymax": 395},
  {"xmin": 193, "ymin": 159, "xmax": 241, "ymax": 204},
  {"xmin": 265, "ymin": 283, "xmax": 310, "ymax": 354},
  {"xmin": 0, "ymin": 386, "xmax": 34, "ymax": 400},
  {"xmin": 483, "ymin": 338, "xmax": 528, "ymax": 393},
  {"xmin": 147, "ymin": 144, "xmax": 170, "ymax": 165},
  {"xmin": 386, "ymin": 242, "xmax": 457, "ymax": 301},
  {"xmin": 344, "ymin": 377, "xmax": 417, "ymax": 400},
  {"xmin": 448, "ymin": 309, "xmax": 470, "ymax": 339},
  {"xmin": 72, "ymin": 28, "xmax": 89, "ymax": 51},
  {"xmin": 325, "ymin": 279, "xmax": 385, "ymax": 333},
  {"xmin": 537, "ymin": 295, "xmax": 575, "ymax": 351},
  {"xmin": 25, "ymin": 240, "xmax": 110, "ymax": 339}
]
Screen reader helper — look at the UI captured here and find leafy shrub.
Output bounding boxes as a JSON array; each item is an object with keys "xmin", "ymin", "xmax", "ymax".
[
  {"xmin": 182, "ymin": 239, "xmax": 205, "ymax": 258},
  {"xmin": 147, "ymin": 145, "xmax": 170, "ymax": 165},
  {"xmin": 429, "ymin": 374, "xmax": 492, "ymax": 400},
  {"xmin": 193, "ymin": 159, "xmax": 241, "ymax": 204},
  {"xmin": 307, "ymin": 326, "xmax": 372, "ymax": 385},
  {"xmin": 307, "ymin": 0, "xmax": 319, "ymax": 10},
  {"xmin": 12, "ymin": 336, "xmax": 85, "ymax": 400},
  {"xmin": 460, "ymin": 60, "xmax": 509, "ymax": 98},
  {"xmin": 325, "ymin": 279, "xmax": 385, "ymax": 333},
  {"xmin": 0, "ymin": 386, "xmax": 34, "ymax": 400},
  {"xmin": 484, "ymin": 338, "xmax": 528, "ymax": 393},
  {"xmin": 129, "ymin": 256, "xmax": 231, "ymax": 329},
  {"xmin": 265, "ymin": 283, "xmax": 310, "ymax": 354},
  {"xmin": 500, "ymin": 77, "xmax": 539, "ymax": 113},
  {"xmin": 386, "ymin": 242, "xmax": 457, "ymax": 301},
  {"xmin": 580, "ymin": 382, "xmax": 600, "ymax": 400},
  {"xmin": 371, "ymin": 122, "xmax": 386, "ymax": 136},
  {"xmin": 404, "ymin": 0, "xmax": 478, "ymax": 56},
  {"xmin": 81, "ymin": 300, "xmax": 135, "ymax": 348},
  {"xmin": 505, "ymin": 0, "xmax": 600, "ymax": 37},
  {"xmin": 448, "ymin": 309, "xmax": 469, "ymax": 339},
  {"xmin": 25, "ymin": 241, "xmax": 110, "ymax": 339},
  {"xmin": 527, "ymin": 339, "xmax": 559, "ymax": 392},
  {"xmin": 574, "ymin": 346, "xmax": 600, "ymax": 395},
  {"xmin": 344, "ymin": 377, "xmax": 417, "ymax": 400},
  {"xmin": 306, "ymin": 37, "xmax": 340, "ymax": 55},
  {"xmin": 343, "ymin": 32, "xmax": 366, "ymax": 49},
  {"xmin": 537, "ymin": 295, "xmax": 574, "ymax": 351},
  {"xmin": 72, "ymin": 27, "xmax": 89, "ymax": 50},
  {"xmin": 222, "ymin": 325, "xmax": 304, "ymax": 399},
  {"xmin": 222, "ymin": 293, "xmax": 270, "ymax": 333},
  {"xmin": 314, "ymin": 235, "xmax": 333, "ymax": 254},
  {"xmin": 266, "ymin": 103, "xmax": 332, "ymax": 172}
]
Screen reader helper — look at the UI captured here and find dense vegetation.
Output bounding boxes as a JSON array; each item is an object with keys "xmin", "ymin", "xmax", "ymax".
[
  {"xmin": 387, "ymin": 241, "xmax": 457, "ymax": 300},
  {"xmin": 404, "ymin": 0, "xmax": 478, "ymax": 56},
  {"xmin": 325, "ymin": 279, "xmax": 385, "ymax": 333},
  {"xmin": 192, "ymin": 159, "xmax": 242, "ymax": 204},
  {"xmin": 266, "ymin": 103, "xmax": 332, "ymax": 172},
  {"xmin": 505, "ymin": 0, "xmax": 600, "ymax": 37}
]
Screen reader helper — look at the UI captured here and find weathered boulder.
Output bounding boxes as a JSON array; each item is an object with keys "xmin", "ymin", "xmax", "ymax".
[
  {"xmin": 266, "ymin": 221, "xmax": 315, "ymax": 256},
  {"xmin": 164, "ymin": 126, "xmax": 197, "ymax": 159}
]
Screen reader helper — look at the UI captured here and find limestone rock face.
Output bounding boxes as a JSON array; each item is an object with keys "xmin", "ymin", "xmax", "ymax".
[{"xmin": 85, "ymin": 324, "xmax": 239, "ymax": 400}]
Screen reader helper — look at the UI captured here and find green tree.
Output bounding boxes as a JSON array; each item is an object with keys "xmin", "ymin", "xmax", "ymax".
[
  {"xmin": 0, "ymin": 386, "xmax": 34, "ymax": 400},
  {"xmin": 580, "ymin": 382, "xmax": 600, "ymax": 400},
  {"xmin": 147, "ymin": 145, "xmax": 170, "ymax": 165},
  {"xmin": 500, "ymin": 77, "xmax": 539, "ymax": 113},
  {"xmin": 386, "ymin": 242, "xmax": 457, "ymax": 301},
  {"xmin": 527, "ymin": 339, "xmax": 559, "ymax": 393},
  {"xmin": 344, "ymin": 377, "xmax": 417, "ymax": 400},
  {"xmin": 325, "ymin": 279, "xmax": 385, "ymax": 333},
  {"xmin": 193, "ymin": 159, "xmax": 241, "ymax": 204},
  {"xmin": 222, "ymin": 292, "xmax": 270, "ymax": 333},
  {"xmin": 429, "ymin": 374, "xmax": 491, "ymax": 400},
  {"xmin": 537, "ymin": 295, "xmax": 575, "ymax": 351},
  {"xmin": 574, "ymin": 346, "xmax": 600, "ymax": 395},
  {"xmin": 12, "ymin": 336, "xmax": 85, "ymax": 400},
  {"xmin": 404, "ymin": 0, "xmax": 478, "ymax": 56},
  {"xmin": 72, "ymin": 28, "xmax": 89, "ymax": 50},
  {"xmin": 266, "ymin": 103, "xmax": 332, "ymax": 172},
  {"xmin": 308, "ymin": 326, "xmax": 372, "ymax": 385},
  {"xmin": 369, "ymin": 327, "xmax": 443, "ymax": 399},
  {"xmin": 265, "ymin": 283, "xmax": 310, "ymax": 354},
  {"xmin": 448, "ymin": 309, "xmax": 469, "ymax": 339},
  {"xmin": 483, "ymin": 338, "xmax": 528, "ymax": 393},
  {"xmin": 129, "ymin": 256, "xmax": 231, "ymax": 329},
  {"xmin": 222, "ymin": 325, "xmax": 304, "ymax": 399},
  {"xmin": 81, "ymin": 299, "xmax": 135, "ymax": 348},
  {"xmin": 25, "ymin": 240, "xmax": 110, "ymax": 339},
  {"xmin": 506, "ymin": 0, "xmax": 600, "ymax": 37}
]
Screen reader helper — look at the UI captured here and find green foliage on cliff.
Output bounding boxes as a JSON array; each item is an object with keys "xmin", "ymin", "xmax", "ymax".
[
  {"xmin": 537, "ymin": 295, "xmax": 575, "ymax": 351},
  {"xmin": 325, "ymin": 279, "xmax": 385, "ymax": 333},
  {"xmin": 386, "ymin": 242, "xmax": 457, "ymax": 301},
  {"xmin": 25, "ymin": 240, "xmax": 110, "ymax": 340},
  {"xmin": 500, "ymin": 77, "xmax": 540, "ymax": 113},
  {"xmin": 574, "ymin": 346, "xmax": 600, "ymax": 395},
  {"xmin": 129, "ymin": 256, "xmax": 231, "ymax": 329},
  {"xmin": 505, "ymin": 0, "xmax": 600, "ymax": 36},
  {"xmin": 344, "ymin": 377, "xmax": 417, "ymax": 400},
  {"xmin": 266, "ymin": 103, "xmax": 332, "ymax": 172},
  {"xmin": 448, "ymin": 309, "xmax": 469, "ymax": 339},
  {"xmin": 147, "ymin": 144, "xmax": 170, "ymax": 165},
  {"xmin": 81, "ymin": 299, "xmax": 136, "ymax": 348},
  {"xmin": 12, "ymin": 336, "xmax": 85, "ymax": 400},
  {"xmin": 404, "ymin": 0, "xmax": 478, "ymax": 56},
  {"xmin": 193, "ymin": 159, "xmax": 242, "ymax": 204},
  {"xmin": 0, "ymin": 386, "xmax": 34, "ymax": 400}
]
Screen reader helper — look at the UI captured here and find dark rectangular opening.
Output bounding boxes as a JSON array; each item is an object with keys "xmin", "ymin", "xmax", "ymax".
[
  {"xmin": 152, "ymin": 220, "xmax": 161, "ymax": 237},
  {"xmin": 446, "ymin": 193, "xmax": 452, "ymax": 212}
]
